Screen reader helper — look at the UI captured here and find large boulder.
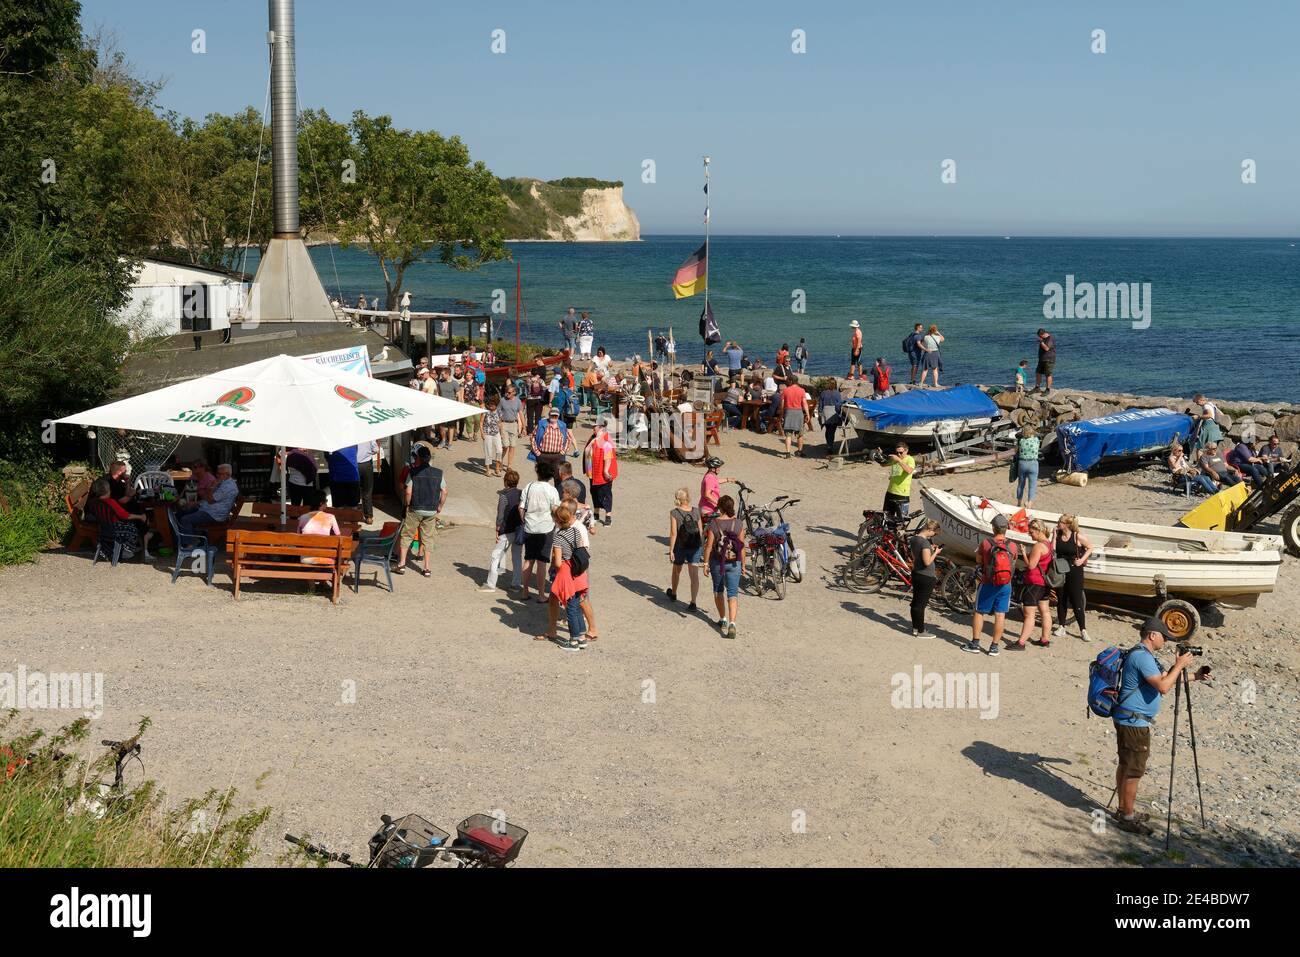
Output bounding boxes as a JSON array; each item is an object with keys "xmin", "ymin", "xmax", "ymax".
[
  {"xmin": 992, "ymin": 390, "xmax": 1020, "ymax": 412},
  {"xmin": 1274, "ymin": 414, "xmax": 1300, "ymax": 443},
  {"xmin": 1254, "ymin": 412, "xmax": 1276, "ymax": 427}
]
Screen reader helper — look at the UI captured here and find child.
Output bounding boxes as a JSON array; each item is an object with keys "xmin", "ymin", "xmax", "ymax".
[
  {"xmin": 1015, "ymin": 359, "xmax": 1029, "ymax": 393},
  {"xmin": 872, "ymin": 357, "xmax": 892, "ymax": 399},
  {"xmin": 482, "ymin": 396, "xmax": 504, "ymax": 476}
]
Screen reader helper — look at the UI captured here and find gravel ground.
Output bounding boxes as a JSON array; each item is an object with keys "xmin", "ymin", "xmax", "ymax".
[{"xmin": 2, "ymin": 442, "xmax": 1296, "ymax": 867}]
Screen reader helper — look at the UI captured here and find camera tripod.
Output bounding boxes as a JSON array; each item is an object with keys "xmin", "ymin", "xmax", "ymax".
[{"xmin": 1163, "ymin": 665, "xmax": 1206, "ymax": 850}]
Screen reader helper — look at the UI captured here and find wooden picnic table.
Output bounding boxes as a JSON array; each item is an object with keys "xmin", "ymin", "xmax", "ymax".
[{"xmin": 739, "ymin": 399, "xmax": 771, "ymax": 433}]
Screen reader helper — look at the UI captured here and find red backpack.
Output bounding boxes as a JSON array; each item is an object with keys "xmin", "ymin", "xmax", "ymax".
[
  {"xmin": 873, "ymin": 364, "xmax": 891, "ymax": 391},
  {"xmin": 983, "ymin": 537, "xmax": 1014, "ymax": 586}
]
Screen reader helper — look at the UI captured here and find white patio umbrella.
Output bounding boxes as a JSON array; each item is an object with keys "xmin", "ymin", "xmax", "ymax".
[{"xmin": 57, "ymin": 353, "xmax": 480, "ymax": 525}]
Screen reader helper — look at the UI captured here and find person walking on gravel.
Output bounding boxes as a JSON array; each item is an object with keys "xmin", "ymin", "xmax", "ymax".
[
  {"xmin": 964, "ymin": 513, "xmax": 1019, "ymax": 657},
  {"xmin": 667, "ymin": 487, "xmax": 703, "ymax": 611},
  {"xmin": 704, "ymin": 494, "xmax": 746, "ymax": 640}
]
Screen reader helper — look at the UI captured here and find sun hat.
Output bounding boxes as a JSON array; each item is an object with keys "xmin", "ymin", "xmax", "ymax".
[{"xmin": 850, "ymin": 320, "xmax": 861, "ymax": 328}]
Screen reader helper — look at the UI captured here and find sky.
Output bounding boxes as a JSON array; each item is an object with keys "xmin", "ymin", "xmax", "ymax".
[{"xmin": 80, "ymin": 0, "xmax": 1300, "ymax": 236}]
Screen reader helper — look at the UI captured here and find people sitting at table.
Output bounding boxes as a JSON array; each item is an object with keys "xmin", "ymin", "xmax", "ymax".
[
  {"xmin": 190, "ymin": 459, "xmax": 217, "ymax": 501},
  {"xmin": 296, "ymin": 488, "xmax": 341, "ymax": 565},
  {"xmin": 1169, "ymin": 441, "xmax": 1217, "ymax": 495},
  {"xmin": 85, "ymin": 477, "xmax": 154, "ymax": 559},
  {"xmin": 1196, "ymin": 442, "xmax": 1239, "ymax": 489},
  {"xmin": 106, "ymin": 461, "xmax": 146, "ymax": 515},
  {"xmin": 721, "ymin": 382, "xmax": 743, "ymax": 428},
  {"xmin": 176, "ymin": 463, "xmax": 239, "ymax": 535},
  {"xmin": 1225, "ymin": 439, "xmax": 1268, "ymax": 488},
  {"xmin": 1260, "ymin": 435, "xmax": 1290, "ymax": 476}
]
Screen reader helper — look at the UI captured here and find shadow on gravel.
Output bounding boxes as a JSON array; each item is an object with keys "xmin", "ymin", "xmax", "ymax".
[
  {"xmin": 963, "ymin": 742, "xmax": 1096, "ymax": 814},
  {"xmin": 612, "ymin": 573, "xmax": 673, "ymax": 606},
  {"xmin": 842, "ymin": 600, "xmax": 969, "ymax": 649}
]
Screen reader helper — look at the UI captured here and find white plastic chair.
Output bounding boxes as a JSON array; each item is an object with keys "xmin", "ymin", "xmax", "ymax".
[{"xmin": 134, "ymin": 470, "xmax": 173, "ymax": 495}]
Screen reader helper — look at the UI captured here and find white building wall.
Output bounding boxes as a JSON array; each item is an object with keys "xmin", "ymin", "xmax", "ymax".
[{"xmin": 117, "ymin": 259, "xmax": 249, "ymax": 337}]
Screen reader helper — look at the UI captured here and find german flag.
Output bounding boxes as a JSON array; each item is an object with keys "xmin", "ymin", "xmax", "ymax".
[{"xmin": 671, "ymin": 243, "xmax": 707, "ymax": 299}]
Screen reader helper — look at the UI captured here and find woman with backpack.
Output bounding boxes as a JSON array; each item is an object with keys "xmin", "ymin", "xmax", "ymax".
[
  {"xmin": 667, "ymin": 487, "xmax": 703, "ymax": 611},
  {"xmin": 1052, "ymin": 514, "xmax": 1093, "ymax": 643},
  {"xmin": 703, "ymin": 494, "xmax": 746, "ymax": 640},
  {"xmin": 536, "ymin": 504, "xmax": 591, "ymax": 651},
  {"xmin": 1010, "ymin": 519, "xmax": 1055, "ymax": 649}
]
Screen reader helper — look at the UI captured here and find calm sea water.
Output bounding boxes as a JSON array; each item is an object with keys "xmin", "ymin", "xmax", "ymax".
[{"xmin": 293, "ymin": 236, "xmax": 1299, "ymax": 403}]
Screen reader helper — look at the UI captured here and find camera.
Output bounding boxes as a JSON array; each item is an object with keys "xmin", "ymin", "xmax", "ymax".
[
  {"xmin": 1176, "ymin": 642, "xmax": 1204, "ymax": 657},
  {"xmin": 869, "ymin": 447, "xmax": 888, "ymax": 465}
]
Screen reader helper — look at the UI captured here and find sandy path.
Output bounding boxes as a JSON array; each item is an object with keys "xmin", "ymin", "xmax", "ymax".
[{"xmin": 2, "ymin": 428, "xmax": 1296, "ymax": 867}]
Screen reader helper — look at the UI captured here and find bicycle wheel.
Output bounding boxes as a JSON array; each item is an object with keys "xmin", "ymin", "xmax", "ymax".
[
  {"xmin": 747, "ymin": 555, "xmax": 766, "ymax": 596},
  {"xmin": 940, "ymin": 564, "xmax": 976, "ymax": 614},
  {"xmin": 787, "ymin": 547, "xmax": 805, "ymax": 583},
  {"xmin": 851, "ymin": 554, "xmax": 889, "ymax": 594},
  {"xmin": 772, "ymin": 559, "xmax": 787, "ymax": 599}
]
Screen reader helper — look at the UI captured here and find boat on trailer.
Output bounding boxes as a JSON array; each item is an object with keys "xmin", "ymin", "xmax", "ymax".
[
  {"xmin": 841, "ymin": 385, "xmax": 1001, "ymax": 442},
  {"xmin": 919, "ymin": 484, "xmax": 1283, "ymax": 636}
]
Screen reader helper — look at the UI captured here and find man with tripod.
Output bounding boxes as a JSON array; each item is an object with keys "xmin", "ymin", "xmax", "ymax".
[{"xmin": 1111, "ymin": 618, "xmax": 1197, "ymax": 834}]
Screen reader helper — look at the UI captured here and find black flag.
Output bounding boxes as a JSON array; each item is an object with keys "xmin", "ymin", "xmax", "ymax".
[{"xmin": 699, "ymin": 301, "xmax": 721, "ymax": 345}]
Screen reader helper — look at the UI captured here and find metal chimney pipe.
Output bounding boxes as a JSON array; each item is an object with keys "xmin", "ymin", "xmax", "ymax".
[{"xmin": 268, "ymin": 0, "xmax": 299, "ymax": 237}]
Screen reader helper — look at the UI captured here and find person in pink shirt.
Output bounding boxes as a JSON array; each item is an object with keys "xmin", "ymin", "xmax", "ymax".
[
  {"xmin": 295, "ymin": 489, "xmax": 341, "ymax": 567},
  {"xmin": 699, "ymin": 456, "xmax": 737, "ymax": 523}
]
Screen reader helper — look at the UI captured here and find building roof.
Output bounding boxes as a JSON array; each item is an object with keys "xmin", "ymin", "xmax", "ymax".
[
  {"xmin": 132, "ymin": 254, "xmax": 253, "ymax": 284},
  {"xmin": 116, "ymin": 328, "xmax": 410, "ymax": 398}
]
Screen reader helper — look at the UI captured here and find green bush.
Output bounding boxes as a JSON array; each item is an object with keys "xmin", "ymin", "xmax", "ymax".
[
  {"xmin": 0, "ymin": 715, "xmax": 271, "ymax": 868},
  {"xmin": 0, "ymin": 505, "xmax": 67, "ymax": 566}
]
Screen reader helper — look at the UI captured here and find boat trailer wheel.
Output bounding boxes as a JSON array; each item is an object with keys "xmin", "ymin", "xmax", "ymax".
[{"xmin": 1156, "ymin": 599, "xmax": 1200, "ymax": 641}]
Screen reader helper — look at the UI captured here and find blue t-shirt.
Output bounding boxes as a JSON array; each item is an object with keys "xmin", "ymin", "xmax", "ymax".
[
  {"xmin": 327, "ymin": 446, "xmax": 360, "ymax": 483},
  {"xmin": 1113, "ymin": 645, "xmax": 1164, "ymax": 728},
  {"xmin": 725, "ymin": 347, "xmax": 743, "ymax": 370}
]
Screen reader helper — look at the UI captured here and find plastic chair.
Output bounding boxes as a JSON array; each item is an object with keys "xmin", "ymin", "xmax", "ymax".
[
  {"xmin": 350, "ymin": 521, "xmax": 400, "ymax": 593},
  {"xmin": 91, "ymin": 525, "xmax": 125, "ymax": 568},
  {"xmin": 167, "ymin": 508, "xmax": 217, "ymax": 586},
  {"xmin": 133, "ymin": 470, "xmax": 172, "ymax": 495}
]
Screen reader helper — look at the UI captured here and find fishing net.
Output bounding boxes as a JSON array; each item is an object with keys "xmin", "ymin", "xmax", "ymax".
[{"xmin": 96, "ymin": 429, "xmax": 182, "ymax": 474}]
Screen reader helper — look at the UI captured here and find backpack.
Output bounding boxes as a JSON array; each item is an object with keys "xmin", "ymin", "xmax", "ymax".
[
  {"xmin": 717, "ymin": 519, "xmax": 745, "ymax": 564},
  {"xmin": 528, "ymin": 378, "xmax": 544, "ymax": 400},
  {"xmin": 1087, "ymin": 646, "xmax": 1140, "ymax": 719},
  {"xmin": 874, "ymin": 365, "xmax": 891, "ymax": 391},
  {"xmin": 902, "ymin": 334, "xmax": 912, "ymax": 356},
  {"xmin": 677, "ymin": 508, "xmax": 702, "ymax": 549},
  {"xmin": 983, "ymin": 537, "xmax": 1014, "ymax": 586}
]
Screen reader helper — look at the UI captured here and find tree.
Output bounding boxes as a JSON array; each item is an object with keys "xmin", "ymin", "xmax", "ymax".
[{"xmin": 338, "ymin": 111, "xmax": 509, "ymax": 310}]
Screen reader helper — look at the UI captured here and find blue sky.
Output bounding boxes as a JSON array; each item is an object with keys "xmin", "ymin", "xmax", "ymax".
[{"xmin": 82, "ymin": 0, "xmax": 1299, "ymax": 236}]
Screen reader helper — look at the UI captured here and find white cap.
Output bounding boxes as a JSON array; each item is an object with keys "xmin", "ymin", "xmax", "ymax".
[{"xmin": 850, "ymin": 320, "xmax": 861, "ymax": 328}]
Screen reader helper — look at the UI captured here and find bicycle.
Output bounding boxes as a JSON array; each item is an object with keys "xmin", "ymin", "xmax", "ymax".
[
  {"xmin": 735, "ymin": 483, "xmax": 805, "ymax": 595},
  {"xmin": 285, "ymin": 812, "xmax": 528, "ymax": 869},
  {"xmin": 839, "ymin": 512, "xmax": 921, "ymax": 591}
]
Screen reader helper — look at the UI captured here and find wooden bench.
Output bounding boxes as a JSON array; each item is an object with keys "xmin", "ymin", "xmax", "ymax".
[
  {"xmin": 66, "ymin": 480, "xmax": 99, "ymax": 552},
  {"xmin": 230, "ymin": 529, "xmax": 347, "ymax": 603}
]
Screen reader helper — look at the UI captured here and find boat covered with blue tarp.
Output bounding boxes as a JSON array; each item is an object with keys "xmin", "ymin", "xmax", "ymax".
[
  {"xmin": 1057, "ymin": 407, "xmax": 1194, "ymax": 472},
  {"xmin": 844, "ymin": 384, "xmax": 1000, "ymax": 437}
]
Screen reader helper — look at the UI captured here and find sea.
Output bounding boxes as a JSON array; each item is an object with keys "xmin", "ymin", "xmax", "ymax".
[{"xmin": 287, "ymin": 236, "xmax": 1299, "ymax": 403}]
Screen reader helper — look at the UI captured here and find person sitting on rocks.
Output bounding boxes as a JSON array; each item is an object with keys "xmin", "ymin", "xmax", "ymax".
[
  {"xmin": 1225, "ymin": 439, "xmax": 1268, "ymax": 488},
  {"xmin": 1259, "ymin": 435, "xmax": 1290, "ymax": 476},
  {"xmin": 1169, "ymin": 441, "xmax": 1217, "ymax": 495},
  {"xmin": 1196, "ymin": 441, "xmax": 1239, "ymax": 488}
]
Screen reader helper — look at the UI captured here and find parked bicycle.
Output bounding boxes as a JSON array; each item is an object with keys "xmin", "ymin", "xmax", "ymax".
[
  {"xmin": 285, "ymin": 813, "xmax": 528, "ymax": 869},
  {"xmin": 939, "ymin": 556, "xmax": 1056, "ymax": 613},
  {"xmin": 735, "ymin": 483, "xmax": 805, "ymax": 598}
]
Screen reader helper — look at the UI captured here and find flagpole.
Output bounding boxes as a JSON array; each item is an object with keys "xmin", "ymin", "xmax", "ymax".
[{"xmin": 702, "ymin": 155, "xmax": 711, "ymax": 331}]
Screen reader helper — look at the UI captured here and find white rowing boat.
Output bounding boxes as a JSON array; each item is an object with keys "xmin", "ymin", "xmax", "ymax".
[{"xmin": 919, "ymin": 485, "xmax": 1283, "ymax": 607}]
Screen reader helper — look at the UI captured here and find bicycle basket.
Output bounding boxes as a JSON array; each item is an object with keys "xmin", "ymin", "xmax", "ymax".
[
  {"xmin": 368, "ymin": 815, "xmax": 450, "ymax": 869},
  {"xmin": 456, "ymin": 814, "xmax": 528, "ymax": 865}
]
